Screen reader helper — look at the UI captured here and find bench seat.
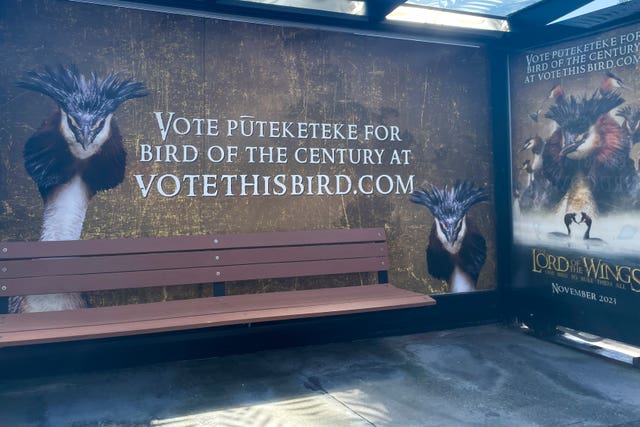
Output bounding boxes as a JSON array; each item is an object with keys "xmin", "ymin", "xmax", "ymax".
[
  {"xmin": 0, "ymin": 228, "xmax": 436, "ymax": 348},
  {"xmin": 0, "ymin": 284, "xmax": 432, "ymax": 347}
]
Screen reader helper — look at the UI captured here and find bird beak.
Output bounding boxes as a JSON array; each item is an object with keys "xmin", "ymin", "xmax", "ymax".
[
  {"xmin": 80, "ymin": 126, "xmax": 92, "ymax": 150},
  {"xmin": 560, "ymin": 143, "xmax": 578, "ymax": 156},
  {"xmin": 444, "ymin": 228, "xmax": 457, "ymax": 245},
  {"xmin": 559, "ymin": 132, "xmax": 579, "ymax": 156},
  {"xmin": 519, "ymin": 140, "xmax": 533, "ymax": 152}
]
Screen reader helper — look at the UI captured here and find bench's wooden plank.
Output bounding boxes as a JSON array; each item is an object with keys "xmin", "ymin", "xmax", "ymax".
[
  {"xmin": 0, "ymin": 295, "xmax": 431, "ymax": 347},
  {"xmin": 1, "ymin": 257, "xmax": 389, "ymax": 296},
  {"xmin": 0, "ymin": 242, "xmax": 389, "ymax": 279},
  {"xmin": 0, "ymin": 228, "xmax": 387, "ymax": 259},
  {"xmin": 0, "ymin": 284, "xmax": 419, "ymax": 332},
  {"xmin": 0, "ymin": 285, "xmax": 436, "ymax": 347}
]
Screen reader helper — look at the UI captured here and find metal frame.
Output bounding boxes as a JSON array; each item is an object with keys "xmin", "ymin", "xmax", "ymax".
[{"xmin": 89, "ymin": 0, "xmax": 637, "ymax": 50}]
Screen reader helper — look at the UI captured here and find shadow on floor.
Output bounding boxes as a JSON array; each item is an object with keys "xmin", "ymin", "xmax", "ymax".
[{"xmin": 1, "ymin": 324, "xmax": 640, "ymax": 426}]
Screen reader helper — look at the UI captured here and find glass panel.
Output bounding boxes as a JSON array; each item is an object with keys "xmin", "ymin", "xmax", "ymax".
[
  {"xmin": 550, "ymin": 0, "xmax": 625, "ymax": 24},
  {"xmin": 233, "ymin": 0, "xmax": 366, "ymax": 15},
  {"xmin": 406, "ymin": 0, "xmax": 543, "ymax": 18},
  {"xmin": 387, "ymin": 5, "xmax": 510, "ymax": 32}
]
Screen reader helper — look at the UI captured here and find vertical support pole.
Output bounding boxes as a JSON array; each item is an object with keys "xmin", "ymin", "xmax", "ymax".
[
  {"xmin": 213, "ymin": 282, "xmax": 226, "ymax": 296},
  {"xmin": 377, "ymin": 271, "xmax": 388, "ymax": 284},
  {"xmin": 489, "ymin": 47, "xmax": 513, "ymax": 322}
]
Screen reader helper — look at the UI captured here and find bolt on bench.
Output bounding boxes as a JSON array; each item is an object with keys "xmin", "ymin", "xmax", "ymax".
[{"xmin": 0, "ymin": 228, "xmax": 435, "ymax": 347}]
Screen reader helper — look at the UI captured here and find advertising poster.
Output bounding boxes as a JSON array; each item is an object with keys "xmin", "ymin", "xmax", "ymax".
[
  {"xmin": 0, "ymin": 0, "xmax": 496, "ymax": 313},
  {"xmin": 511, "ymin": 23, "xmax": 640, "ymax": 339}
]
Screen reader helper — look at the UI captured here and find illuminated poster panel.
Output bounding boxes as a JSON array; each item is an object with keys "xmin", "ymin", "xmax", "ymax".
[
  {"xmin": 510, "ymin": 23, "xmax": 640, "ymax": 340},
  {"xmin": 0, "ymin": 0, "xmax": 496, "ymax": 313}
]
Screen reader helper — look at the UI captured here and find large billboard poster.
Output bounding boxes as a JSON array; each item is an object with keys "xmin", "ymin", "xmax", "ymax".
[
  {"xmin": 0, "ymin": 0, "xmax": 496, "ymax": 312},
  {"xmin": 511, "ymin": 23, "xmax": 640, "ymax": 340}
]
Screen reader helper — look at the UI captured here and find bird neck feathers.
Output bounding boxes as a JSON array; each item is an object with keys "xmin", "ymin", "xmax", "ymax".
[
  {"xmin": 449, "ymin": 265, "xmax": 475, "ymax": 293},
  {"xmin": 40, "ymin": 175, "xmax": 90, "ymax": 240}
]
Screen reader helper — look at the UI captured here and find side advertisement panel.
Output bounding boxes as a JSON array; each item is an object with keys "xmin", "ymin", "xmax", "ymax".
[{"xmin": 511, "ymin": 23, "xmax": 640, "ymax": 343}]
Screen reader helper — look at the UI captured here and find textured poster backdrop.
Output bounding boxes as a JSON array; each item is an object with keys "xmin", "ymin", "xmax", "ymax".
[
  {"xmin": 0, "ymin": 0, "xmax": 496, "ymax": 297},
  {"xmin": 511, "ymin": 23, "xmax": 640, "ymax": 327}
]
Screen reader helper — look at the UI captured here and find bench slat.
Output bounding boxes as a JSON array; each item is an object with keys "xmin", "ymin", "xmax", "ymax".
[
  {"xmin": 0, "ymin": 285, "xmax": 436, "ymax": 347},
  {"xmin": 0, "ymin": 242, "xmax": 388, "ymax": 279},
  {"xmin": 2, "ymin": 257, "xmax": 389, "ymax": 296},
  {"xmin": 2, "ymin": 284, "xmax": 416, "ymax": 331},
  {"xmin": 0, "ymin": 228, "xmax": 387, "ymax": 259}
]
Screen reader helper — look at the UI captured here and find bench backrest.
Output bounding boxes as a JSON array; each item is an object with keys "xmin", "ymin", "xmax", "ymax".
[{"xmin": 0, "ymin": 228, "xmax": 390, "ymax": 298}]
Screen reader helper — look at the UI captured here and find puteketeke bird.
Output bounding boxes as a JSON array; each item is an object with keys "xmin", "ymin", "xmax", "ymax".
[
  {"xmin": 11, "ymin": 65, "xmax": 148, "ymax": 313},
  {"xmin": 520, "ymin": 135, "xmax": 545, "ymax": 173},
  {"xmin": 520, "ymin": 135, "xmax": 543, "ymax": 152},
  {"xmin": 521, "ymin": 160, "xmax": 534, "ymax": 186},
  {"xmin": 549, "ymin": 83, "xmax": 565, "ymax": 103},
  {"xmin": 578, "ymin": 211, "xmax": 605, "ymax": 246},
  {"xmin": 563, "ymin": 212, "xmax": 577, "ymax": 236},
  {"xmin": 617, "ymin": 105, "xmax": 640, "ymax": 145},
  {"xmin": 411, "ymin": 181, "xmax": 488, "ymax": 293},
  {"xmin": 512, "ymin": 186, "xmax": 522, "ymax": 219},
  {"xmin": 545, "ymin": 90, "xmax": 633, "ymax": 214},
  {"xmin": 599, "ymin": 71, "xmax": 624, "ymax": 95},
  {"xmin": 547, "ymin": 212, "xmax": 578, "ymax": 240},
  {"xmin": 518, "ymin": 131, "xmax": 565, "ymax": 213},
  {"xmin": 529, "ymin": 109, "xmax": 542, "ymax": 123}
]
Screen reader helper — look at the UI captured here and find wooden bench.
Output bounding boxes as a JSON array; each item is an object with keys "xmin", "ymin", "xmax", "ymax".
[{"xmin": 0, "ymin": 228, "xmax": 435, "ymax": 347}]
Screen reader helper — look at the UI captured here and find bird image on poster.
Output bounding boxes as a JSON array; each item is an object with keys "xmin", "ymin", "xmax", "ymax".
[
  {"xmin": 411, "ymin": 181, "xmax": 488, "ymax": 293},
  {"xmin": 10, "ymin": 65, "xmax": 148, "ymax": 313},
  {"xmin": 515, "ymin": 71, "xmax": 640, "ymax": 251},
  {"xmin": 617, "ymin": 104, "xmax": 640, "ymax": 146}
]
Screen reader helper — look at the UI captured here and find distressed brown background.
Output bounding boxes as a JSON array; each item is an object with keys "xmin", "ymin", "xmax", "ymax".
[{"xmin": 0, "ymin": 0, "xmax": 496, "ymax": 298}]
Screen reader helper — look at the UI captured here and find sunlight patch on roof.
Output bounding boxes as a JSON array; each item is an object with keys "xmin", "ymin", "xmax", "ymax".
[{"xmin": 387, "ymin": 5, "xmax": 510, "ymax": 32}]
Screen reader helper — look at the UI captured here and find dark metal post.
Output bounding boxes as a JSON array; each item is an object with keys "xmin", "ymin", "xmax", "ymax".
[
  {"xmin": 377, "ymin": 270, "xmax": 388, "ymax": 284},
  {"xmin": 213, "ymin": 282, "xmax": 226, "ymax": 296}
]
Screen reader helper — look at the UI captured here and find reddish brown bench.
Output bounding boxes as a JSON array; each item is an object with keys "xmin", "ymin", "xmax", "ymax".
[{"xmin": 0, "ymin": 228, "xmax": 435, "ymax": 347}]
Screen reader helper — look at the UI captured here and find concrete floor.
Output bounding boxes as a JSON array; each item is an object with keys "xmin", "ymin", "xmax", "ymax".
[{"xmin": 2, "ymin": 324, "xmax": 640, "ymax": 427}]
